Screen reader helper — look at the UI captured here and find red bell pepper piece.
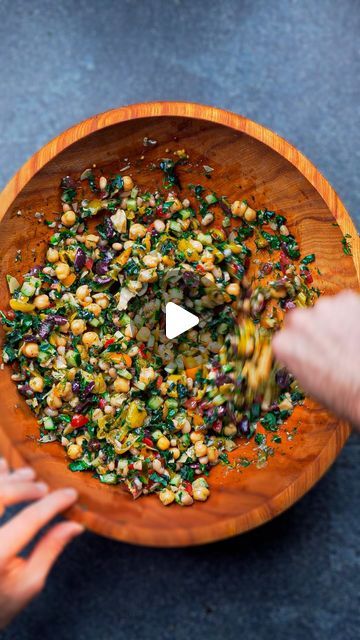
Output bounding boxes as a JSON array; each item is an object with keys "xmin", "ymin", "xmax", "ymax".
[
  {"xmin": 99, "ymin": 398, "xmax": 107, "ymax": 410},
  {"xmin": 184, "ymin": 481, "xmax": 193, "ymax": 495},
  {"xmin": 104, "ymin": 337, "xmax": 115, "ymax": 349},
  {"xmin": 143, "ymin": 436, "xmax": 154, "ymax": 448},
  {"xmin": 138, "ymin": 343, "xmax": 148, "ymax": 358},
  {"xmin": 70, "ymin": 414, "xmax": 89, "ymax": 429}
]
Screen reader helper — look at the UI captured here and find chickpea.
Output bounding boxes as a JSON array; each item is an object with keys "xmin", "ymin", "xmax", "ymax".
[
  {"xmin": 225, "ymin": 282, "xmax": 240, "ymax": 297},
  {"xmin": 61, "ymin": 210, "xmax": 77, "ymax": 227},
  {"xmin": 33, "ymin": 294, "xmax": 50, "ymax": 310},
  {"xmin": 84, "ymin": 234, "xmax": 99, "ymax": 249},
  {"xmin": 136, "ymin": 326, "xmax": 150, "ymax": 342},
  {"xmin": 99, "ymin": 176, "xmax": 107, "ymax": 191},
  {"xmin": 139, "ymin": 269, "xmax": 157, "ymax": 283},
  {"xmin": 112, "ymin": 242, "xmax": 123, "ymax": 251},
  {"xmin": 29, "ymin": 376, "xmax": 44, "ymax": 393},
  {"xmin": 224, "ymin": 424, "xmax": 237, "ymax": 437},
  {"xmin": 55, "ymin": 263, "xmax": 70, "ymax": 281},
  {"xmin": 82, "ymin": 331, "xmax": 99, "ymax": 347},
  {"xmin": 67, "ymin": 444, "xmax": 82, "ymax": 460},
  {"xmin": 280, "ymin": 224, "xmax": 289, "ymax": 236},
  {"xmin": 231, "ymin": 200, "xmax": 247, "ymax": 217},
  {"xmin": 47, "ymin": 247, "xmax": 59, "ymax": 263},
  {"xmin": 113, "ymin": 377, "xmax": 131, "ymax": 393},
  {"xmin": 76, "ymin": 284, "xmax": 90, "ymax": 301},
  {"xmin": 93, "ymin": 293, "xmax": 109, "ymax": 309},
  {"xmin": 193, "ymin": 486, "xmax": 210, "ymax": 502},
  {"xmin": 157, "ymin": 436, "xmax": 170, "ymax": 451},
  {"xmin": 190, "ymin": 432, "xmax": 204, "ymax": 444},
  {"xmin": 92, "ymin": 408, "xmax": 103, "ymax": 422},
  {"xmin": 143, "ymin": 254, "xmax": 160, "ymax": 268},
  {"xmin": 194, "ymin": 441, "xmax": 208, "ymax": 458},
  {"xmin": 22, "ymin": 342, "xmax": 39, "ymax": 358},
  {"xmin": 181, "ymin": 419, "xmax": 191, "ymax": 434},
  {"xmin": 207, "ymin": 446, "xmax": 219, "ymax": 465},
  {"xmin": 129, "ymin": 223, "xmax": 147, "ymax": 240},
  {"xmin": 47, "ymin": 393, "xmax": 62, "ymax": 410},
  {"xmin": 51, "ymin": 334, "xmax": 66, "ymax": 347},
  {"xmin": 201, "ymin": 212, "xmax": 214, "ymax": 226},
  {"xmin": 85, "ymin": 302, "xmax": 102, "ymax": 317},
  {"xmin": 122, "ymin": 175, "xmax": 134, "ymax": 191},
  {"xmin": 59, "ymin": 381, "xmax": 72, "ymax": 400},
  {"xmin": 154, "ymin": 219, "xmax": 165, "ymax": 233},
  {"xmin": 67, "ymin": 368, "xmax": 77, "ymax": 381},
  {"xmin": 159, "ymin": 488, "xmax": 175, "ymax": 506},
  {"xmin": 244, "ymin": 206, "xmax": 257, "ymax": 222},
  {"xmin": 169, "ymin": 447, "xmax": 180, "ymax": 460},
  {"xmin": 177, "ymin": 491, "xmax": 194, "ymax": 506},
  {"xmin": 152, "ymin": 458, "xmax": 164, "ymax": 474},
  {"xmin": 190, "ymin": 240, "xmax": 203, "ymax": 253},
  {"xmin": 279, "ymin": 397, "xmax": 293, "ymax": 411},
  {"xmin": 59, "ymin": 321, "xmax": 70, "ymax": 334},
  {"xmin": 70, "ymin": 318, "xmax": 86, "ymax": 336}
]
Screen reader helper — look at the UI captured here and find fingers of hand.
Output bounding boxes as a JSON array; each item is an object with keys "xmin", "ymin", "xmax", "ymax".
[
  {"xmin": 26, "ymin": 521, "xmax": 84, "ymax": 585},
  {"xmin": 0, "ymin": 480, "xmax": 48, "ymax": 510},
  {"xmin": 0, "ymin": 458, "xmax": 9, "ymax": 476},
  {"xmin": 0, "ymin": 488, "xmax": 78, "ymax": 560}
]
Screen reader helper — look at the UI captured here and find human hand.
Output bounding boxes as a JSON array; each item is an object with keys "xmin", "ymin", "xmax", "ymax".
[
  {"xmin": 272, "ymin": 290, "xmax": 360, "ymax": 429},
  {"xmin": 0, "ymin": 458, "xmax": 83, "ymax": 629}
]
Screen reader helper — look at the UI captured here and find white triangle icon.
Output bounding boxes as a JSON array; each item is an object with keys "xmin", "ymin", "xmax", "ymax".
[{"xmin": 165, "ymin": 302, "xmax": 199, "ymax": 339}]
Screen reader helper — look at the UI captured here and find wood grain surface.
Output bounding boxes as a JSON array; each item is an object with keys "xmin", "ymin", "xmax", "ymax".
[{"xmin": 0, "ymin": 102, "xmax": 358, "ymax": 547}]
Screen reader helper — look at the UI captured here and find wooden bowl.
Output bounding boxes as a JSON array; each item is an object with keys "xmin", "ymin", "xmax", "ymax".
[{"xmin": 0, "ymin": 102, "xmax": 359, "ymax": 547}]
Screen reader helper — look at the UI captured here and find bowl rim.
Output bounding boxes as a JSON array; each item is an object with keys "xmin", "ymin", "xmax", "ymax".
[{"xmin": 0, "ymin": 101, "xmax": 358, "ymax": 546}]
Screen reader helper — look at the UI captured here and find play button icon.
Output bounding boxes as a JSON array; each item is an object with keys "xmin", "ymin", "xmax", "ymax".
[{"xmin": 165, "ymin": 302, "xmax": 199, "ymax": 340}]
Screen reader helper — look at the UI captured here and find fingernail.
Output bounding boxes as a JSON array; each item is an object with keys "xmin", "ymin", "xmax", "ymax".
[
  {"xmin": 16, "ymin": 467, "xmax": 36, "ymax": 479},
  {"xmin": 35, "ymin": 482, "xmax": 49, "ymax": 494},
  {"xmin": 71, "ymin": 523, "xmax": 85, "ymax": 535},
  {"xmin": 62, "ymin": 487, "xmax": 78, "ymax": 499}
]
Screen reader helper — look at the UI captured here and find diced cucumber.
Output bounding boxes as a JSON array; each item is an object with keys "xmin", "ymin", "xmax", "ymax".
[
  {"xmin": 6, "ymin": 275, "xmax": 20, "ymax": 294},
  {"xmin": 43, "ymin": 417, "xmax": 55, "ymax": 430},
  {"xmin": 119, "ymin": 313, "xmax": 131, "ymax": 327},
  {"xmin": 165, "ymin": 398, "xmax": 178, "ymax": 410},
  {"xmin": 169, "ymin": 220, "xmax": 182, "ymax": 234},
  {"xmin": 20, "ymin": 282, "xmax": 35, "ymax": 297},
  {"xmin": 179, "ymin": 208, "xmax": 192, "ymax": 220},
  {"xmin": 118, "ymin": 369, "xmax": 132, "ymax": 380},
  {"xmin": 126, "ymin": 198, "xmax": 137, "ymax": 211},
  {"xmin": 99, "ymin": 472, "xmax": 118, "ymax": 484},
  {"xmin": 170, "ymin": 474, "xmax": 181, "ymax": 487},
  {"xmin": 147, "ymin": 396, "xmax": 164, "ymax": 410},
  {"xmin": 130, "ymin": 187, "xmax": 138, "ymax": 199},
  {"xmin": 205, "ymin": 193, "xmax": 217, "ymax": 205},
  {"xmin": 181, "ymin": 434, "xmax": 191, "ymax": 447},
  {"xmin": 66, "ymin": 349, "xmax": 81, "ymax": 367}
]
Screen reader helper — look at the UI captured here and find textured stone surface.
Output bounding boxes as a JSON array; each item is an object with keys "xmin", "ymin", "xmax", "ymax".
[{"xmin": 0, "ymin": 1, "xmax": 359, "ymax": 638}]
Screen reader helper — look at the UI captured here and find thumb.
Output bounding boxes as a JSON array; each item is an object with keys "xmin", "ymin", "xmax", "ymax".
[{"xmin": 25, "ymin": 521, "xmax": 84, "ymax": 585}]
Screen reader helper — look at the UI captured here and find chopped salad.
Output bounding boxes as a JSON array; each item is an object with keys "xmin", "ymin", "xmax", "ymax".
[{"xmin": 1, "ymin": 158, "xmax": 318, "ymax": 506}]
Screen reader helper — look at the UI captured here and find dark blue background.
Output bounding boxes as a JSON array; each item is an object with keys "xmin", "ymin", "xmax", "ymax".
[{"xmin": 0, "ymin": 1, "xmax": 359, "ymax": 639}]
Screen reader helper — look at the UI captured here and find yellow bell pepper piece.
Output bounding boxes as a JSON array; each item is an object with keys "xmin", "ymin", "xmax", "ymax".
[
  {"xmin": 177, "ymin": 239, "xmax": 199, "ymax": 262},
  {"xmin": 10, "ymin": 299, "xmax": 35, "ymax": 312},
  {"xmin": 115, "ymin": 247, "xmax": 132, "ymax": 267},
  {"xmin": 126, "ymin": 401, "xmax": 147, "ymax": 429},
  {"xmin": 87, "ymin": 199, "xmax": 103, "ymax": 216}
]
